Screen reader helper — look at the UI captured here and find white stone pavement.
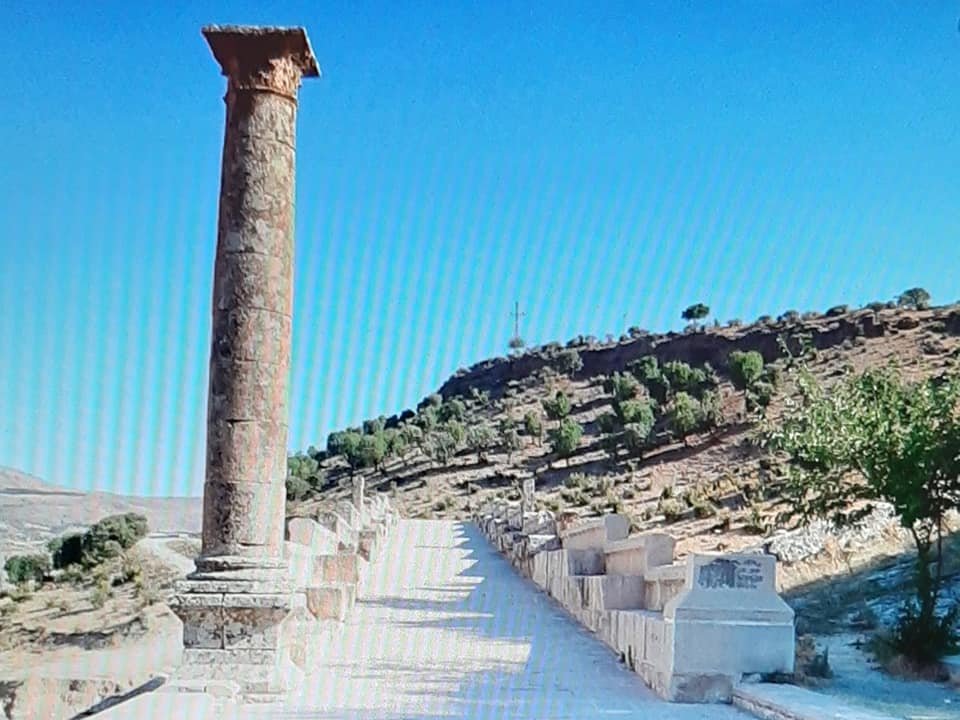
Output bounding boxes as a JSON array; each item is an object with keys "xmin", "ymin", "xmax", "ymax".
[{"xmin": 229, "ymin": 519, "xmax": 750, "ymax": 720}]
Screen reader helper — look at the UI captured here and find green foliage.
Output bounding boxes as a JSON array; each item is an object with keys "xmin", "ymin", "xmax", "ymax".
[
  {"xmin": 617, "ymin": 398, "xmax": 655, "ymax": 428},
  {"xmin": 597, "ymin": 412, "xmax": 620, "ymax": 435},
  {"xmin": 400, "ymin": 422, "xmax": 424, "ymax": 451},
  {"xmin": 728, "ymin": 350, "xmax": 765, "ymax": 391},
  {"xmin": 542, "ymin": 391, "xmax": 572, "ymax": 422},
  {"xmin": 662, "ymin": 360, "xmax": 710, "ymax": 397},
  {"xmin": 466, "ymin": 423, "xmax": 499, "ymax": 462},
  {"xmin": 285, "ymin": 476, "xmax": 312, "ymax": 501},
  {"xmin": 508, "ymin": 336, "xmax": 526, "ymax": 353},
  {"xmin": 548, "ymin": 418, "xmax": 583, "ymax": 465},
  {"xmin": 622, "ymin": 422, "xmax": 652, "ymax": 458},
  {"xmin": 50, "ymin": 532, "xmax": 84, "ymax": 570},
  {"xmin": 501, "ymin": 425, "xmax": 523, "ymax": 461},
  {"xmin": 603, "ymin": 372, "xmax": 640, "ymax": 403},
  {"xmin": 552, "ymin": 348, "xmax": 583, "ymax": 377},
  {"xmin": 629, "ymin": 356, "xmax": 670, "ymax": 404},
  {"xmin": 667, "ymin": 392, "xmax": 702, "ymax": 442},
  {"xmin": 425, "ymin": 430, "xmax": 459, "ymax": 466},
  {"xmin": 81, "ymin": 513, "xmax": 148, "ymax": 566},
  {"xmin": 523, "ymin": 411, "xmax": 544, "ymax": 445},
  {"xmin": 416, "ymin": 405, "xmax": 439, "ymax": 432},
  {"xmin": 4, "ymin": 554, "xmax": 50, "ymax": 585},
  {"xmin": 439, "ymin": 398, "xmax": 467, "ymax": 423},
  {"xmin": 764, "ymin": 364, "xmax": 960, "ymax": 665},
  {"xmin": 362, "ymin": 416, "xmax": 386, "ymax": 435},
  {"xmin": 681, "ymin": 303, "xmax": 710, "ymax": 323},
  {"xmin": 897, "ymin": 287, "xmax": 932, "ymax": 310},
  {"xmin": 445, "ymin": 420, "xmax": 466, "ymax": 446}
]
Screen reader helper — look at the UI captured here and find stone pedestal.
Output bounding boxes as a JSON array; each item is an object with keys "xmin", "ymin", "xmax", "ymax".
[{"xmin": 167, "ymin": 24, "xmax": 319, "ymax": 702}]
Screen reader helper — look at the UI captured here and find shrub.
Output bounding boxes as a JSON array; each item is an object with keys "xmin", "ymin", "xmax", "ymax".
[
  {"xmin": 523, "ymin": 411, "xmax": 544, "ymax": 445},
  {"xmin": 466, "ymin": 423, "xmax": 498, "ymax": 463},
  {"xmin": 667, "ymin": 392, "xmax": 701, "ymax": 443},
  {"xmin": 597, "ymin": 412, "xmax": 620, "ymax": 435},
  {"xmin": 658, "ymin": 498, "xmax": 685, "ymax": 523},
  {"xmin": 548, "ymin": 418, "xmax": 583, "ymax": 466},
  {"xmin": 728, "ymin": 350, "xmax": 764, "ymax": 391},
  {"xmin": 603, "ymin": 372, "xmax": 640, "ymax": 403},
  {"xmin": 825, "ymin": 304, "xmax": 849, "ymax": 317},
  {"xmin": 622, "ymin": 423, "xmax": 652, "ymax": 458},
  {"xmin": 542, "ymin": 391, "xmax": 572, "ymax": 422},
  {"xmin": 81, "ymin": 513, "xmax": 148, "ymax": 566},
  {"xmin": 4, "ymin": 554, "xmax": 50, "ymax": 585},
  {"xmin": 285, "ymin": 476, "xmax": 312, "ymax": 501},
  {"xmin": 617, "ymin": 398, "xmax": 655, "ymax": 427},
  {"xmin": 552, "ymin": 349, "xmax": 583, "ymax": 377},
  {"xmin": 49, "ymin": 532, "xmax": 84, "ymax": 569}
]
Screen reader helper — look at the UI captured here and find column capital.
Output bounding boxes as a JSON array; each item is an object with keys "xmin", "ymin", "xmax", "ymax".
[{"xmin": 203, "ymin": 25, "xmax": 321, "ymax": 100}]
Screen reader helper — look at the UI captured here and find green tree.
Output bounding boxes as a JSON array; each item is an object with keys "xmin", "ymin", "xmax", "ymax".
[
  {"xmin": 662, "ymin": 361, "xmax": 708, "ymax": 397},
  {"xmin": 548, "ymin": 418, "xmax": 583, "ymax": 466},
  {"xmin": 416, "ymin": 405, "xmax": 439, "ymax": 432},
  {"xmin": 897, "ymin": 287, "xmax": 932, "ymax": 310},
  {"xmin": 763, "ymin": 364, "xmax": 960, "ymax": 665},
  {"xmin": 681, "ymin": 303, "xmax": 710, "ymax": 326},
  {"xmin": 439, "ymin": 398, "xmax": 467, "ymax": 423},
  {"xmin": 617, "ymin": 398, "xmax": 655, "ymax": 427},
  {"xmin": 629, "ymin": 356, "xmax": 670, "ymax": 404},
  {"xmin": 552, "ymin": 348, "xmax": 583, "ymax": 377},
  {"xmin": 359, "ymin": 432, "xmax": 388, "ymax": 473},
  {"xmin": 362, "ymin": 416, "xmax": 386, "ymax": 436},
  {"xmin": 668, "ymin": 392, "xmax": 701, "ymax": 445},
  {"xmin": 445, "ymin": 420, "xmax": 466, "ymax": 446},
  {"xmin": 340, "ymin": 431, "xmax": 366, "ymax": 477},
  {"xmin": 597, "ymin": 412, "xmax": 620, "ymax": 435},
  {"xmin": 285, "ymin": 476, "xmax": 312, "ymax": 501},
  {"xmin": 4, "ymin": 554, "xmax": 50, "ymax": 585},
  {"xmin": 501, "ymin": 425, "xmax": 524, "ymax": 462},
  {"xmin": 399, "ymin": 423, "xmax": 424, "ymax": 460},
  {"xmin": 603, "ymin": 372, "xmax": 640, "ymax": 403},
  {"xmin": 425, "ymin": 430, "xmax": 459, "ymax": 467},
  {"xmin": 466, "ymin": 423, "xmax": 499, "ymax": 463},
  {"xmin": 523, "ymin": 411, "xmax": 544, "ymax": 447},
  {"xmin": 542, "ymin": 391, "xmax": 572, "ymax": 423},
  {"xmin": 622, "ymin": 422, "xmax": 653, "ymax": 458},
  {"xmin": 728, "ymin": 350, "xmax": 765, "ymax": 392}
]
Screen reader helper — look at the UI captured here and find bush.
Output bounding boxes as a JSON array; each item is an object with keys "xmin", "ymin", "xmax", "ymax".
[
  {"xmin": 4, "ymin": 554, "xmax": 50, "ymax": 585},
  {"xmin": 81, "ymin": 513, "xmax": 148, "ymax": 566},
  {"xmin": 552, "ymin": 349, "xmax": 583, "ymax": 377},
  {"xmin": 617, "ymin": 398, "xmax": 655, "ymax": 427},
  {"xmin": 548, "ymin": 418, "xmax": 583, "ymax": 465},
  {"xmin": 286, "ymin": 476, "xmax": 312, "ymax": 501},
  {"xmin": 542, "ymin": 391, "xmax": 572, "ymax": 422},
  {"xmin": 825, "ymin": 304, "xmax": 849, "ymax": 317},
  {"xmin": 667, "ymin": 392, "xmax": 701, "ymax": 442},
  {"xmin": 603, "ymin": 372, "xmax": 640, "ymax": 403},
  {"xmin": 728, "ymin": 350, "xmax": 764, "ymax": 391},
  {"xmin": 523, "ymin": 411, "xmax": 544, "ymax": 445},
  {"xmin": 49, "ymin": 532, "xmax": 84, "ymax": 569}
]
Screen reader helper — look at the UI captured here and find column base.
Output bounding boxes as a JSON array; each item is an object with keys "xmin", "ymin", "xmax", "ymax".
[{"xmin": 167, "ymin": 555, "xmax": 305, "ymax": 702}]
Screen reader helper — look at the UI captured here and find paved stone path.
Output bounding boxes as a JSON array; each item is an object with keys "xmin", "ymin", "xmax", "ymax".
[{"xmin": 238, "ymin": 519, "xmax": 749, "ymax": 719}]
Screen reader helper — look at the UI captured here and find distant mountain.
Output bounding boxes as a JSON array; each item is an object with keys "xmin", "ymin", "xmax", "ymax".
[{"xmin": 0, "ymin": 466, "xmax": 201, "ymax": 557}]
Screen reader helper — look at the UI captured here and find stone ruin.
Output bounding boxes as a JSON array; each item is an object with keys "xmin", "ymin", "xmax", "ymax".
[
  {"xmin": 475, "ymin": 498, "xmax": 796, "ymax": 703},
  {"xmin": 156, "ymin": 25, "xmax": 399, "ymax": 702}
]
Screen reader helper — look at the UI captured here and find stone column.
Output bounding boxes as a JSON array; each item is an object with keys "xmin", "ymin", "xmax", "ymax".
[
  {"xmin": 168, "ymin": 25, "xmax": 319, "ymax": 700},
  {"xmin": 352, "ymin": 475, "xmax": 365, "ymax": 513}
]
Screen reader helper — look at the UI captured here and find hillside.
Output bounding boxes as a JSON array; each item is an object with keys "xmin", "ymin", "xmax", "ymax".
[
  {"xmin": 289, "ymin": 300, "xmax": 960, "ymax": 590},
  {"xmin": 0, "ymin": 467, "xmax": 201, "ymax": 558}
]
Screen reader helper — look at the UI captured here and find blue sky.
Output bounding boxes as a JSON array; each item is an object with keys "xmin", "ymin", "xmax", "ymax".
[{"xmin": 2, "ymin": 1, "xmax": 959, "ymax": 497}]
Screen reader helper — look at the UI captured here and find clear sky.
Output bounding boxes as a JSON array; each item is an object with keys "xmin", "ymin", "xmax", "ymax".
[{"xmin": 2, "ymin": 1, "xmax": 959, "ymax": 497}]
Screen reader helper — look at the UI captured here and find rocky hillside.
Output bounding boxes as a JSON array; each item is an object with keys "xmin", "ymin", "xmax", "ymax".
[{"xmin": 289, "ymin": 300, "xmax": 960, "ymax": 591}]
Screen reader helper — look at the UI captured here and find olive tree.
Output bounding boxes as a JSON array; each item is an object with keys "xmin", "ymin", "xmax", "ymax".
[
  {"xmin": 763, "ymin": 364, "xmax": 960, "ymax": 665},
  {"xmin": 548, "ymin": 418, "xmax": 583, "ymax": 467}
]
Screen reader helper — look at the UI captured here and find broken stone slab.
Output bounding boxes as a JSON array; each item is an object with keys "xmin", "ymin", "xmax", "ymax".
[
  {"xmin": 559, "ymin": 514, "xmax": 630, "ymax": 551},
  {"xmin": 357, "ymin": 528, "xmax": 382, "ymax": 562},
  {"xmin": 642, "ymin": 564, "xmax": 687, "ymax": 612},
  {"xmin": 286, "ymin": 517, "xmax": 340, "ymax": 555},
  {"xmin": 604, "ymin": 533, "xmax": 675, "ymax": 577},
  {"xmin": 305, "ymin": 582, "xmax": 356, "ymax": 621},
  {"xmin": 316, "ymin": 510, "xmax": 358, "ymax": 552}
]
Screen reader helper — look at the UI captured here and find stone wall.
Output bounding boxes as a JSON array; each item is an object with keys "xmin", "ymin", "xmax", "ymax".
[{"xmin": 475, "ymin": 502, "xmax": 795, "ymax": 703}]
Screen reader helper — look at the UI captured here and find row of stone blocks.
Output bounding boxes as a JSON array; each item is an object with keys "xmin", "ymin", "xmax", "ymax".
[
  {"xmin": 166, "ymin": 493, "xmax": 399, "ymax": 702},
  {"xmin": 475, "ymin": 501, "xmax": 796, "ymax": 703}
]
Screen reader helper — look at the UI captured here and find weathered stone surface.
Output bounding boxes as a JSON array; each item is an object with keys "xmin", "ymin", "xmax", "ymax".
[
  {"xmin": 306, "ymin": 583, "xmax": 355, "ymax": 621},
  {"xmin": 168, "ymin": 24, "xmax": 319, "ymax": 702}
]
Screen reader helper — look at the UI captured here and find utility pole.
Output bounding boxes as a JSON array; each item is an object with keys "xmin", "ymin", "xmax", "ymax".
[{"xmin": 512, "ymin": 301, "xmax": 526, "ymax": 340}]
